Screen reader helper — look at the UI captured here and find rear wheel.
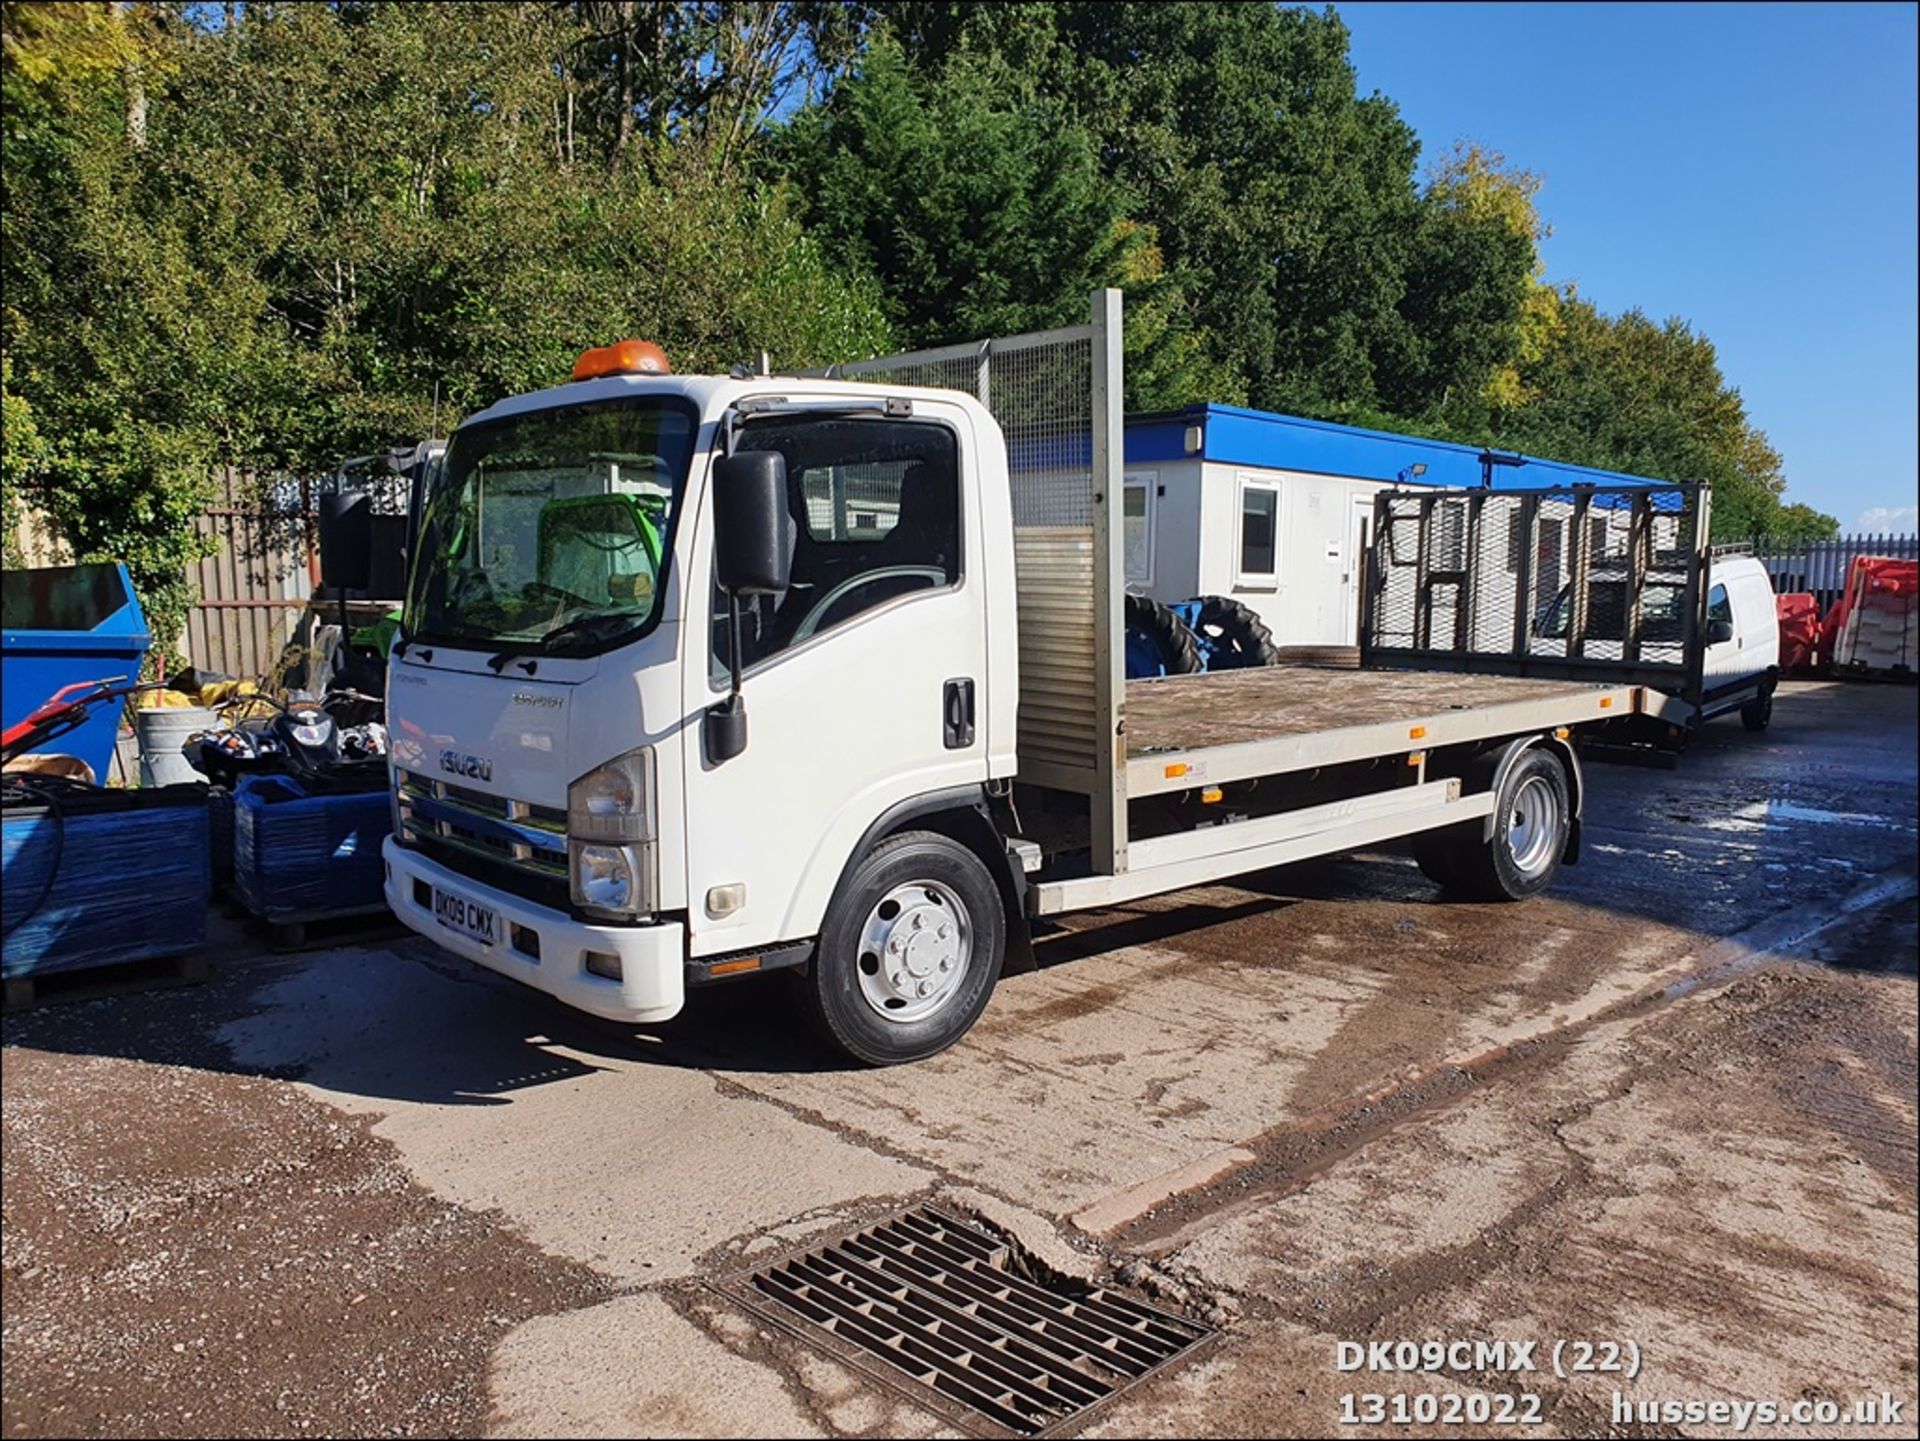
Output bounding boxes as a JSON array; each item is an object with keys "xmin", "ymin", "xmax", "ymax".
[
  {"xmin": 1440, "ymin": 749, "xmax": 1571, "ymax": 902},
  {"xmin": 1411, "ymin": 828, "xmax": 1467, "ymax": 889},
  {"xmin": 800, "ymin": 831, "xmax": 1005, "ymax": 1066}
]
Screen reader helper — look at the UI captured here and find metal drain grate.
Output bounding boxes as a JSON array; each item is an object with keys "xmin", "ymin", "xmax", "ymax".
[{"xmin": 738, "ymin": 1205, "xmax": 1214, "ymax": 1436}]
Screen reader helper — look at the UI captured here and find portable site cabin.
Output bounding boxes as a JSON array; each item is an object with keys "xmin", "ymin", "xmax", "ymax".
[{"xmin": 1121, "ymin": 404, "xmax": 1670, "ymax": 649}]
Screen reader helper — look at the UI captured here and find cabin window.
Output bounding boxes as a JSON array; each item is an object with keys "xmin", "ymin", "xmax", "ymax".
[{"xmin": 1237, "ymin": 479, "xmax": 1280, "ymax": 586}]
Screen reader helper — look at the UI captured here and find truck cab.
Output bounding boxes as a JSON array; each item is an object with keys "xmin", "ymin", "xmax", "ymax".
[{"xmin": 382, "ymin": 359, "xmax": 1020, "ymax": 1057}]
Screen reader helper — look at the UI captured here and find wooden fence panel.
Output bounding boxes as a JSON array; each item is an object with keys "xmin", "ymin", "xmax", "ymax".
[{"xmin": 183, "ymin": 470, "xmax": 408, "ymax": 680}]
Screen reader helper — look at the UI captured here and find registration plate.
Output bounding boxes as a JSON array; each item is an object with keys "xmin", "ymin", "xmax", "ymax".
[{"xmin": 433, "ymin": 886, "xmax": 499, "ymax": 947}]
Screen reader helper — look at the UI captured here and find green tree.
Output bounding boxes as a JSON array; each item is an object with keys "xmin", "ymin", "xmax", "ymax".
[
  {"xmin": 880, "ymin": 3, "xmax": 1425, "ymax": 413},
  {"xmin": 564, "ymin": 2, "xmax": 876, "ymax": 175},
  {"xmin": 1490, "ymin": 296, "xmax": 1836, "ymax": 539},
  {"xmin": 1, "ymin": 356, "xmax": 52, "ymax": 568},
  {"xmin": 778, "ymin": 21, "xmax": 1238, "ymax": 405},
  {"xmin": 3, "ymin": 0, "xmax": 229, "ymax": 649},
  {"xmin": 1377, "ymin": 144, "xmax": 1539, "ymax": 431},
  {"xmin": 779, "ymin": 33, "xmax": 1131, "ymax": 344},
  {"xmin": 3, "ymin": 1, "xmax": 894, "ymax": 651}
]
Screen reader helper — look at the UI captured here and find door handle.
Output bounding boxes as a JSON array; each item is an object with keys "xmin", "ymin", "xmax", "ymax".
[{"xmin": 943, "ymin": 678, "xmax": 975, "ymax": 749}]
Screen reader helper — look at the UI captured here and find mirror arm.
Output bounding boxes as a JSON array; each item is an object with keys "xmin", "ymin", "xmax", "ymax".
[
  {"xmin": 726, "ymin": 592, "xmax": 745, "ymax": 702},
  {"xmin": 705, "ymin": 589, "xmax": 749, "ymax": 764}
]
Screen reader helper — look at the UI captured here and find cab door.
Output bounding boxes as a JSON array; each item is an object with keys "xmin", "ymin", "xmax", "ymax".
[
  {"xmin": 679, "ymin": 402, "xmax": 989, "ymax": 956},
  {"xmin": 1702, "ymin": 580, "xmax": 1742, "ymax": 682}
]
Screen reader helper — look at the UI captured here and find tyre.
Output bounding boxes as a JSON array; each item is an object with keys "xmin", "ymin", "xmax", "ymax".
[
  {"xmin": 1446, "ymin": 749, "xmax": 1571, "ymax": 902},
  {"xmin": 1124, "ymin": 594, "xmax": 1204, "ymax": 677},
  {"xmin": 800, "ymin": 830, "xmax": 1006, "ymax": 1066},
  {"xmin": 1411, "ymin": 827, "xmax": 1468, "ymax": 889},
  {"xmin": 1192, "ymin": 595, "xmax": 1281, "ymax": 668},
  {"xmin": 1740, "ymin": 685, "xmax": 1774, "ymax": 732}
]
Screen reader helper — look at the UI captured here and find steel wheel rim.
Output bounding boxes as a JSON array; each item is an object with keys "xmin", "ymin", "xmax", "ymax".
[
  {"xmin": 1505, "ymin": 775, "xmax": 1560, "ymax": 876},
  {"xmin": 855, "ymin": 880, "xmax": 973, "ymax": 1024}
]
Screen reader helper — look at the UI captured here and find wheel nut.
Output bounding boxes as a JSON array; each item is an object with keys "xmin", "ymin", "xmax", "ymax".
[{"xmin": 916, "ymin": 980, "xmax": 931, "ymax": 997}]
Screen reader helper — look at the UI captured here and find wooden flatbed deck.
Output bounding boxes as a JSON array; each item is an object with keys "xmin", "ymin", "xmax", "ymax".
[{"xmin": 1123, "ymin": 664, "xmax": 1639, "ymax": 796}]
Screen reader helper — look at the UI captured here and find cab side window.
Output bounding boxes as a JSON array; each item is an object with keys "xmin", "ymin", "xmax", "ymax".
[
  {"xmin": 1707, "ymin": 583, "xmax": 1733, "ymax": 628},
  {"xmin": 713, "ymin": 417, "xmax": 960, "ymax": 676}
]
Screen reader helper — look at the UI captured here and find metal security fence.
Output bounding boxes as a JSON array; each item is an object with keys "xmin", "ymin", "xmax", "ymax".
[
  {"xmin": 1743, "ymin": 533, "xmax": 1920, "ymax": 610},
  {"xmin": 822, "ymin": 292, "xmax": 1128, "ymax": 870},
  {"xmin": 1362, "ymin": 483, "xmax": 1710, "ymax": 696}
]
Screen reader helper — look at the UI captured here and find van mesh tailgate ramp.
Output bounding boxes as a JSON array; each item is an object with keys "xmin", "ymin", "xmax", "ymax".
[{"xmin": 728, "ymin": 1205, "xmax": 1214, "ymax": 1436}]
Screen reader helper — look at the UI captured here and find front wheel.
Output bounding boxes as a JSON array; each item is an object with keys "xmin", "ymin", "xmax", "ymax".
[
  {"xmin": 799, "ymin": 831, "xmax": 1006, "ymax": 1066},
  {"xmin": 1740, "ymin": 685, "xmax": 1774, "ymax": 732}
]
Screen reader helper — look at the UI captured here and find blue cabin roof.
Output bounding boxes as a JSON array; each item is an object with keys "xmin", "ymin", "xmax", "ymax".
[{"xmin": 1124, "ymin": 403, "xmax": 1669, "ymax": 491}]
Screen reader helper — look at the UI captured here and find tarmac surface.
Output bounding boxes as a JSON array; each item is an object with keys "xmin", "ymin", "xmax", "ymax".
[{"xmin": 3, "ymin": 679, "xmax": 1916, "ymax": 1438}]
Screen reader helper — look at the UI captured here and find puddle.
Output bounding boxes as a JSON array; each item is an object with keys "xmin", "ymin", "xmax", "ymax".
[
  {"xmin": 1699, "ymin": 797, "xmax": 1916, "ymax": 835},
  {"xmin": 1767, "ymin": 799, "xmax": 1915, "ymax": 830}
]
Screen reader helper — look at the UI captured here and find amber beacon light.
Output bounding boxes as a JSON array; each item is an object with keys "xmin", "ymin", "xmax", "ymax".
[{"xmin": 573, "ymin": 339, "xmax": 672, "ymax": 381}]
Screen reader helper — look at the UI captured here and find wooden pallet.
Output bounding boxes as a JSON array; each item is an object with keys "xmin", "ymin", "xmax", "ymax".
[
  {"xmin": 3, "ymin": 951, "xmax": 209, "ymax": 1014},
  {"xmin": 1833, "ymin": 663, "xmax": 1917, "ymax": 685},
  {"xmin": 255, "ymin": 907, "xmax": 406, "ymax": 954}
]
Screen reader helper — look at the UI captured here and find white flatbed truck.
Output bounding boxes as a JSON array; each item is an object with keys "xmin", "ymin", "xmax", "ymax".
[{"xmin": 373, "ymin": 294, "xmax": 1660, "ymax": 1064}]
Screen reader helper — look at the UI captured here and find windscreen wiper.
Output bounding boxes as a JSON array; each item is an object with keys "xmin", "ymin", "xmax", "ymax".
[
  {"xmin": 537, "ymin": 610, "xmax": 642, "ymax": 652},
  {"xmin": 485, "ymin": 646, "xmax": 538, "ymax": 675}
]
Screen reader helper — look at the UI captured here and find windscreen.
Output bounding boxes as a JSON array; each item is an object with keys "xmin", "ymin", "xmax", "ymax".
[
  {"xmin": 404, "ymin": 396, "xmax": 698, "ymax": 654},
  {"xmin": 1537, "ymin": 579, "xmax": 1687, "ymax": 643}
]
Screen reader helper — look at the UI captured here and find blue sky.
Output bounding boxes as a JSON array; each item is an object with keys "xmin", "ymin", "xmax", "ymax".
[{"xmin": 1335, "ymin": 2, "xmax": 1919, "ymax": 534}]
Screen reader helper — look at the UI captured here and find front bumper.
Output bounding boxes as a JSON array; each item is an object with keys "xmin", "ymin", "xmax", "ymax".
[{"xmin": 383, "ymin": 837, "xmax": 686, "ymax": 1024}]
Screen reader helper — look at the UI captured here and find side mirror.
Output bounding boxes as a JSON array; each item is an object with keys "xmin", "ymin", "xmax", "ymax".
[
  {"xmin": 711, "ymin": 452, "xmax": 792, "ymax": 596},
  {"xmin": 318, "ymin": 490, "xmax": 373, "ymax": 595},
  {"xmin": 1706, "ymin": 618, "xmax": 1734, "ymax": 644},
  {"xmin": 704, "ymin": 451, "xmax": 791, "ymax": 767}
]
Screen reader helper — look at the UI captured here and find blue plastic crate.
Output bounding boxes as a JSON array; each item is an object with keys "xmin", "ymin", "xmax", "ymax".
[
  {"xmin": 232, "ymin": 776, "xmax": 392, "ymax": 924},
  {"xmin": 2, "ymin": 784, "xmax": 209, "ymax": 979},
  {"xmin": 208, "ymin": 786, "xmax": 235, "ymax": 892}
]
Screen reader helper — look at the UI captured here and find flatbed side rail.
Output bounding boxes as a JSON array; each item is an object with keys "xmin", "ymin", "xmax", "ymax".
[
  {"xmin": 1360, "ymin": 482, "xmax": 1711, "ymax": 703},
  {"xmin": 1032, "ymin": 779, "xmax": 1492, "ymax": 913}
]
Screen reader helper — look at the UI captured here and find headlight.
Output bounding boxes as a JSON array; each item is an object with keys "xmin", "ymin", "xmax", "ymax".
[
  {"xmin": 568, "ymin": 748, "xmax": 657, "ymax": 918},
  {"xmin": 568, "ymin": 748, "xmax": 655, "ymax": 843},
  {"xmin": 572, "ymin": 844, "xmax": 636, "ymax": 912},
  {"xmin": 289, "ymin": 711, "xmax": 333, "ymax": 748}
]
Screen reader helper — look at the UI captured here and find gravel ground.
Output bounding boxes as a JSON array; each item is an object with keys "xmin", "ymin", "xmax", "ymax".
[{"xmin": 3, "ymin": 1020, "xmax": 610, "ymax": 1438}]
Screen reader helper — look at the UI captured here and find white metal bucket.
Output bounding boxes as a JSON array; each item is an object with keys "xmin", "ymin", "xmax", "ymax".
[{"xmin": 136, "ymin": 705, "xmax": 217, "ymax": 788}]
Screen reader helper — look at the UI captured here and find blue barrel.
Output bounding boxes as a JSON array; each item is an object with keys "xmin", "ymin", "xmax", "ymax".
[{"xmin": 1, "ymin": 563, "xmax": 151, "ymax": 785}]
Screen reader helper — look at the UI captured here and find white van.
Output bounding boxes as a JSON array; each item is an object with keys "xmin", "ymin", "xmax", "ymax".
[{"xmin": 1531, "ymin": 552, "xmax": 1781, "ymax": 730}]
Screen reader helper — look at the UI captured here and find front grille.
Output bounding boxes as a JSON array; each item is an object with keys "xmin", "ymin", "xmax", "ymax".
[
  {"xmin": 410, "ymin": 833, "xmax": 571, "ymax": 911},
  {"xmin": 729, "ymin": 1205, "xmax": 1214, "ymax": 1436},
  {"xmin": 396, "ymin": 769, "xmax": 571, "ymax": 908}
]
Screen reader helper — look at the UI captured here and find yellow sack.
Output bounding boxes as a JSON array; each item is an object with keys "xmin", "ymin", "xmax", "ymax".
[
  {"xmin": 196, "ymin": 678, "xmax": 261, "ymax": 707},
  {"xmin": 137, "ymin": 688, "xmax": 201, "ymax": 710}
]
